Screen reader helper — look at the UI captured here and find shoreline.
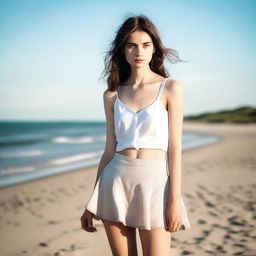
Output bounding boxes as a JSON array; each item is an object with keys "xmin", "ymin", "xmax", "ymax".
[
  {"xmin": 0, "ymin": 122, "xmax": 221, "ymax": 189},
  {"xmin": 0, "ymin": 121, "xmax": 255, "ymax": 255}
]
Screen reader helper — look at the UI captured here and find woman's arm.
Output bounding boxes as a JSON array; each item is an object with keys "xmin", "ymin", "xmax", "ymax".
[
  {"xmin": 93, "ymin": 89, "xmax": 117, "ymax": 189},
  {"xmin": 166, "ymin": 79, "xmax": 184, "ymax": 202}
]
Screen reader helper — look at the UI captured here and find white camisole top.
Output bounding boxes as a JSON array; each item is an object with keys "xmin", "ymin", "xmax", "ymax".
[{"xmin": 114, "ymin": 77, "xmax": 169, "ymax": 152}]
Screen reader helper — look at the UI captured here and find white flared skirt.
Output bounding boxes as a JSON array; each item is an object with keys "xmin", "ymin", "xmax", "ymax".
[{"xmin": 85, "ymin": 152, "xmax": 191, "ymax": 231}]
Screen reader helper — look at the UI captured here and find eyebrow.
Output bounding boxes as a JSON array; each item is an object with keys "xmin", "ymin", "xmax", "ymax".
[{"xmin": 126, "ymin": 41, "xmax": 152, "ymax": 45}]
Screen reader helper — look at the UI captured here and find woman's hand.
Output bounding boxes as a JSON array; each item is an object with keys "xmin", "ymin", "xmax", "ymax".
[
  {"xmin": 80, "ymin": 208, "xmax": 101, "ymax": 232},
  {"xmin": 165, "ymin": 199, "xmax": 183, "ymax": 232}
]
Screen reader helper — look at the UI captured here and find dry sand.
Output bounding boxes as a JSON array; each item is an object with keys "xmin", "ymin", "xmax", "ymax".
[{"xmin": 0, "ymin": 122, "xmax": 255, "ymax": 256}]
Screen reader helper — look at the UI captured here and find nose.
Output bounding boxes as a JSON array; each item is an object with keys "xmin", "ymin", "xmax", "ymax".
[{"xmin": 135, "ymin": 45, "xmax": 144, "ymax": 56}]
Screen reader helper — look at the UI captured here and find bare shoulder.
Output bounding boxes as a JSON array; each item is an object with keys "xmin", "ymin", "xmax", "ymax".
[
  {"xmin": 103, "ymin": 88, "xmax": 118, "ymax": 102},
  {"xmin": 165, "ymin": 79, "xmax": 183, "ymax": 93},
  {"xmin": 165, "ymin": 79, "xmax": 183, "ymax": 107},
  {"xmin": 103, "ymin": 89, "xmax": 118, "ymax": 114}
]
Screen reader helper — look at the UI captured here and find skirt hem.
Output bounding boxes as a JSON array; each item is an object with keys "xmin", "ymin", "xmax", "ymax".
[{"xmin": 86, "ymin": 206, "xmax": 191, "ymax": 232}]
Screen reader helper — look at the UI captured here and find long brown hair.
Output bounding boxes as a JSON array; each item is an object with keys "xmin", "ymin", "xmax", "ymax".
[{"xmin": 100, "ymin": 14, "xmax": 185, "ymax": 92}]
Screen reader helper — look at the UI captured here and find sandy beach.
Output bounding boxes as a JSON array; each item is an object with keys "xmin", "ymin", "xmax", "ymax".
[{"xmin": 0, "ymin": 121, "xmax": 255, "ymax": 256}]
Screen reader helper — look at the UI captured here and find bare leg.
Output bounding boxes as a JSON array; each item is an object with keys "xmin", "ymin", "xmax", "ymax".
[
  {"xmin": 138, "ymin": 227, "xmax": 171, "ymax": 256},
  {"xmin": 101, "ymin": 218, "xmax": 138, "ymax": 256}
]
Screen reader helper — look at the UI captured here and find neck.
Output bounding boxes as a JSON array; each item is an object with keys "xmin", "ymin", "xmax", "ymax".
[{"xmin": 128, "ymin": 65, "xmax": 155, "ymax": 84}]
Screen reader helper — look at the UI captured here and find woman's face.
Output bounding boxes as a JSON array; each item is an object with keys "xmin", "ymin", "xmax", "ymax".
[{"xmin": 123, "ymin": 30, "xmax": 155, "ymax": 68}]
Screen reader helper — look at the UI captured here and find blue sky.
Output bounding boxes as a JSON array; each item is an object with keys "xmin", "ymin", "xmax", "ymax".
[{"xmin": 0, "ymin": 0, "xmax": 255, "ymax": 121}]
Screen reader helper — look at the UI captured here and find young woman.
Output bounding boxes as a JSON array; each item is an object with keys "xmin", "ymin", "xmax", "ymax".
[{"xmin": 80, "ymin": 14, "xmax": 191, "ymax": 256}]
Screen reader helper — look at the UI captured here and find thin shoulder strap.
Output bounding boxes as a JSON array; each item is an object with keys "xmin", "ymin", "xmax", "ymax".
[
  {"xmin": 116, "ymin": 88, "xmax": 119, "ymax": 99},
  {"xmin": 116, "ymin": 78, "xmax": 169, "ymax": 100},
  {"xmin": 156, "ymin": 78, "xmax": 169, "ymax": 99}
]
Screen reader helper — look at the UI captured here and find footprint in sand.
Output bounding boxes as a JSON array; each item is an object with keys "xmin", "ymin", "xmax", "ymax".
[
  {"xmin": 195, "ymin": 191, "xmax": 206, "ymax": 200},
  {"xmin": 184, "ymin": 193, "xmax": 194, "ymax": 199},
  {"xmin": 39, "ymin": 242, "xmax": 48, "ymax": 247},
  {"xmin": 205, "ymin": 201, "xmax": 215, "ymax": 208},
  {"xmin": 208, "ymin": 211, "xmax": 218, "ymax": 217},
  {"xmin": 181, "ymin": 250, "xmax": 194, "ymax": 255},
  {"xmin": 197, "ymin": 219, "xmax": 207, "ymax": 224},
  {"xmin": 228, "ymin": 215, "xmax": 247, "ymax": 226}
]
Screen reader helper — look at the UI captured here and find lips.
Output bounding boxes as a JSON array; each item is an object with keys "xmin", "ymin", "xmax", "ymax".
[{"xmin": 135, "ymin": 59, "xmax": 144, "ymax": 61}]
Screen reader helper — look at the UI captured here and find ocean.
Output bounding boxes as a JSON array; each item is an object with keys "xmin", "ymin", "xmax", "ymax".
[{"xmin": 0, "ymin": 121, "xmax": 220, "ymax": 188}]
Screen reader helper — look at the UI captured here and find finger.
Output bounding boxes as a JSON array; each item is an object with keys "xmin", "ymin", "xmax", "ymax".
[
  {"xmin": 172, "ymin": 225, "xmax": 179, "ymax": 232},
  {"xmin": 169, "ymin": 220, "xmax": 175, "ymax": 232},
  {"xmin": 171, "ymin": 221, "xmax": 179, "ymax": 232},
  {"xmin": 85, "ymin": 219, "xmax": 97, "ymax": 232},
  {"xmin": 87, "ymin": 216, "xmax": 93, "ymax": 228},
  {"xmin": 88, "ymin": 216, "xmax": 98, "ymax": 232},
  {"xmin": 165, "ymin": 217, "xmax": 169, "ymax": 231},
  {"xmin": 173, "ymin": 221, "xmax": 182, "ymax": 232},
  {"xmin": 172, "ymin": 219, "xmax": 178, "ymax": 230},
  {"xmin": 165, "ymin": 215, "xmax": 170, "ymax": 231},
  {"xmin": 81, "ymin": 217, "xmax": 87, "ymax": 230}
]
